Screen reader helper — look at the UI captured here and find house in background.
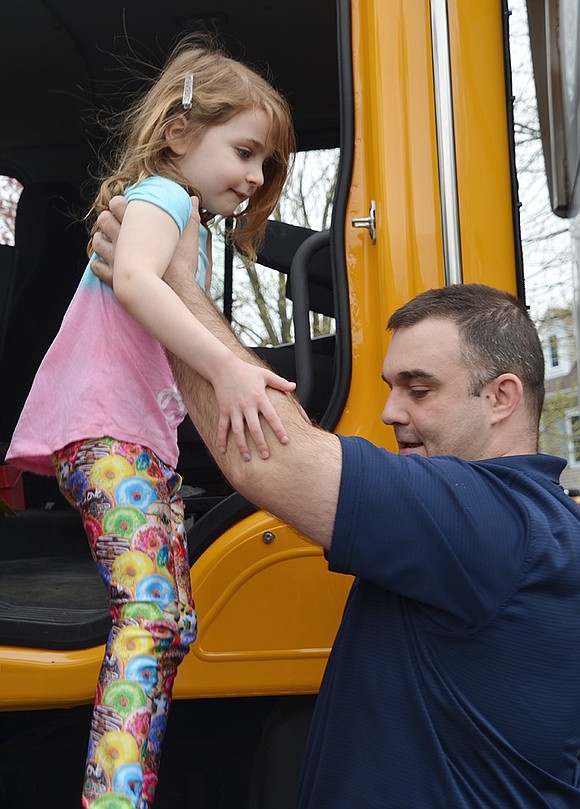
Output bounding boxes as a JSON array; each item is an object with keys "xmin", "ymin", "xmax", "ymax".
[{"xmin": 536, "ymin": 307, "xmax": 580, "ymax": 492}]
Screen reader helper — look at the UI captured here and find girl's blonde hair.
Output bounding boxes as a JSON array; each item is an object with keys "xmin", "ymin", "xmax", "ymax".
[{"xmin": 89, "ymin": 37, "xmax": 296, "ymax": 262}]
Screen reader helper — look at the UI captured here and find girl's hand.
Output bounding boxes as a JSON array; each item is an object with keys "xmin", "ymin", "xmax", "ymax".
[{"xmin": 211, "ymin": 356, "xmax": 297, "ymax": 460}]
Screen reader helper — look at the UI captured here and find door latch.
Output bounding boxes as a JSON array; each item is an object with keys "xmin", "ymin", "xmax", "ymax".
[{"xmin": 351, "ymin": 200, "xmax": 376, "ymax": 244}]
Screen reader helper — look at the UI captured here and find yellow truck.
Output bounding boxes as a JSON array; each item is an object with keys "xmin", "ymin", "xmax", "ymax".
[{"xmin": 0, "ymin": 1, "xmax": 568, "ymax": 806}]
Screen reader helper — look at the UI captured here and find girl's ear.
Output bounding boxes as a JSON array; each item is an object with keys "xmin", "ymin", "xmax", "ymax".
[{"xmin": 165, "ymin": 116, "xmax": 190, "ymax": 156}]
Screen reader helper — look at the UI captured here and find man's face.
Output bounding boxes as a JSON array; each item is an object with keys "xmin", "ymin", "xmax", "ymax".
[{"xmin": 381, "ymin": 318, "xmax": 492, "ymax": 460}]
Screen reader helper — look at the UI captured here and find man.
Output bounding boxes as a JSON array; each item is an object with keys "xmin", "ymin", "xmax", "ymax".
[{"xmin": 93, "ymin": 201, "xmax": 580, "ymax": 807}]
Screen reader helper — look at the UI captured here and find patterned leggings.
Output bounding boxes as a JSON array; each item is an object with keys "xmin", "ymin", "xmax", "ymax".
[{"xmin": 53, "ymin": 437, "xmax": 197, "ymax": 809}]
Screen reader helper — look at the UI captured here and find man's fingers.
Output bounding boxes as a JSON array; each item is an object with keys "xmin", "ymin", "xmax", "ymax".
[
  {"xmin": 109, "ymin": 195, "xmax": 128, "ymax": 221},
  {"xmin": 90, "ymin": 233, "xmax": 115, "ymax": 289},
  {"xmin": 90, "ymin": 197, "xmax": 129, "ymax": 288},
  {"xmin": 189, "ymin": 195, "xmax": 201, "ymax": 221},
  {"xmin": 90, "ymin": 255, "xmax": 114, "ymax": 287},
  {"xmin": 92, "ymin": 230, "xmax": 113, "ymax": 260},
  {"xmin": 93, "ymin": 197, "xmax": 126, "ymax": 255},
  {"xmin": 95, "ymin": 210, "xmax": 121, "ymax": 247}
]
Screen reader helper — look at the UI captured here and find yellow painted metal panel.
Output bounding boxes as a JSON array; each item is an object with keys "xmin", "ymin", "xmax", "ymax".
[
  {"xmin": 0, "ymin": 646, "xmax": 102, "ymax": 710},
  {"xmin": 173, "ymin": 514, "xmax": 353, "ymax": 699},
  {"xmin": 338, "ymin": 0, "xmax": 444, "ymax": 453},
  {"xmin": 0, "ymin": 513, "xmax": 352, "ymax": 710},
  {"xmin": 449, "ymin": 0, "xmax": 518, "ymax": 289}
]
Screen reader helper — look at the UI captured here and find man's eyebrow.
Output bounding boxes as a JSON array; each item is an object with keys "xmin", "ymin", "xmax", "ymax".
[{"xmin": 382, "ymin": 369, "xmax": 438, "ymax": 384}]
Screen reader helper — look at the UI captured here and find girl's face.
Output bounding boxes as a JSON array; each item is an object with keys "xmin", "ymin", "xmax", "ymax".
[{"xmin": 175, "ymin": 107, "xmax": 272, "ymax": 216}]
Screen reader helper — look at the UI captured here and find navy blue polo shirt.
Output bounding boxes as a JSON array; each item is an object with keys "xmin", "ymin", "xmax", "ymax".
[{"xmin": 297, "ymin": 436, "xmax": 580, "ymax": 808}]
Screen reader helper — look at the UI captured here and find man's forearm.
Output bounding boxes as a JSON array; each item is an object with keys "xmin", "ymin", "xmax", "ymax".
[
  {"xmin": 168, "ymin": 270, "xmax": 249, "ymax": 357},
  {"xmin": 165, "ymin": 265, "xmax": 341, "ymax": 549}
]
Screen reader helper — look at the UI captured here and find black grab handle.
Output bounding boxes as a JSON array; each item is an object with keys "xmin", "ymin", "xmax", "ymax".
[{"xmin": 289, "ymin": 229, "xmax": 331, "ymax": 410}]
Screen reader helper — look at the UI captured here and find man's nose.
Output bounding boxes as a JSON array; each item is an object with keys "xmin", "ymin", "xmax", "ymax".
[{"xmin": 381, "ymin": 391, "xmax": 408, "ymax": 425}]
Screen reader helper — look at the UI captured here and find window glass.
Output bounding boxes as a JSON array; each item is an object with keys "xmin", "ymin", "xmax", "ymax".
[
  {"xmin": 549, "ymin": 334, "xmax": 559, "ymax": 368},
  {"xmin": 569, "ymin": 414, "xmax": 580, "ymax": 464},
  {"xmin": 0, "ymin": 176, "xmax": 23, "ymax": 246},
  {"xmin": 209, "ymin": 149, "xmax": 340, "ymax": 347}
]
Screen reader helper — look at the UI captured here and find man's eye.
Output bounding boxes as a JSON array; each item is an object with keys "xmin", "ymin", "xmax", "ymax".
[{"xmin": 410, "ymin": 389, "xmax": 429, "ymax": 399}]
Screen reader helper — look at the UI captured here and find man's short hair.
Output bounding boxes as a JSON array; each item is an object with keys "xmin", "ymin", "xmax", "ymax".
[{"xmin": 387, "ymin": 284, "xmax": 545, "ymax": 424}]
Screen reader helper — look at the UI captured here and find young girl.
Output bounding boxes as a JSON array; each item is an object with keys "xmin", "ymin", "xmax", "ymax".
[{"xmin": 7, "ymin": 39, "xmax": 296, "ymax": 808}]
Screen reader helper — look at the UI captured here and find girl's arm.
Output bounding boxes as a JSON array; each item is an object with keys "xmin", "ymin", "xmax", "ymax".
[{"xmin": 112, "ymin": 198, "xmax": 295, "ymax": 459}]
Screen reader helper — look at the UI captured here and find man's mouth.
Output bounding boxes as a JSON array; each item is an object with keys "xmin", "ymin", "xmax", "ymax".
[{"xmin": 397, "ymin": 441, "xmax": 424, "ymax": 455}]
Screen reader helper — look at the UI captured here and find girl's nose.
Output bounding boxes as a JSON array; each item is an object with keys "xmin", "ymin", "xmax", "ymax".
[{"xmin": 247, "ymin": 163, "xmax": 264, "ymax": 188}]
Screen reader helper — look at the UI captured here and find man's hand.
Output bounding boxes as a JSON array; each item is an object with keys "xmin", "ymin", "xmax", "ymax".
[
  {"xmin": 91, "ymin": 195, "xmax": 201, "ymax": 289},
  {"xmin": 90, "ymin": 197, "xmax": 126, "ymax": 286}
]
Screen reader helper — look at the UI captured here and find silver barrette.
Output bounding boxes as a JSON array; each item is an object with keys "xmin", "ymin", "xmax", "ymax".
[{"xmin": 182, "ymin": 74, "xmax": 194, "ymax": 111}]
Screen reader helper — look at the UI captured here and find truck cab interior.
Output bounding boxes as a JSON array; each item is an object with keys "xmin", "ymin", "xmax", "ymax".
[{"xmin": 0, "ymin": 0, "xmax": 350, "ymax": 650}]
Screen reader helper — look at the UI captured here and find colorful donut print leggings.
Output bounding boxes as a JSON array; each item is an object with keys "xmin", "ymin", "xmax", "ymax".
[{"xmin": 53, "ymin": 437, "xmax": 197, "ymax": 809}]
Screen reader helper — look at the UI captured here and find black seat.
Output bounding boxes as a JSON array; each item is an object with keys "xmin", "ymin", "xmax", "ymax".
[{"xmin": 0, "ymin": 510, "xmax": 109, "ymax": 649}]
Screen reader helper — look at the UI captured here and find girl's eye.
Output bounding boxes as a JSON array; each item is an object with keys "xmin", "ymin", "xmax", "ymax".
[{"xmin": 237, "ymin": 148, "xmax": 252, "ymax": 159}]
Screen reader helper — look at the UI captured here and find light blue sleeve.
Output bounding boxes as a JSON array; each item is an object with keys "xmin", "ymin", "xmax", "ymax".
[
  {"xmin": 125, "ymin": 176, "xmax": 192, "ymax": 233},
  {"xmin": 126, "ymin": 176, "xmax": 208, "ymax": 289}
]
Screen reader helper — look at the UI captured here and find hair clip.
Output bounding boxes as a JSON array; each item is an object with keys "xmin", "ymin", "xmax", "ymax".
[{"xmin": 182, "ymin": 74, "xmax": 194, "ymax": 111}]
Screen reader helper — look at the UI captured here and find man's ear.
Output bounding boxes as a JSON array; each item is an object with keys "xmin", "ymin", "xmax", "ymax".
[
  {"xmin": 485, "ymin": 373, "xmax": 523, "ymax": 425},
  {"xmin": 165, "ymin": 116, "xmax": 190, "ymax": 156}
]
